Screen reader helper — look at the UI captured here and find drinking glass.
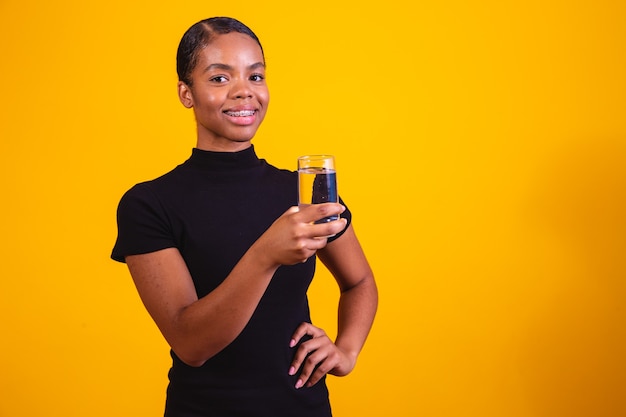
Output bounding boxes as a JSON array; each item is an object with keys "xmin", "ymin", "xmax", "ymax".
[{"xmin": 297, "ymin": 154, "xmax": 339, "ymax": 224}]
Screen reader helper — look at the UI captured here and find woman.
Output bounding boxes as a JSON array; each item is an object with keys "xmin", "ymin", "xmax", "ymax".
[{"xmin": 112, "ymin": 17, "xmax": 377, "ymax": 417}]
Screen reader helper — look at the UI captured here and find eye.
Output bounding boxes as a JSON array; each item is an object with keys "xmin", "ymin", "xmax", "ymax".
[
  {"xmin": 209, "ymin": 75, "xmax": 228, "ymax": 83},
  {"xmin": 250, "ymin": 73, "xmax": 265, "ymax": 82}
]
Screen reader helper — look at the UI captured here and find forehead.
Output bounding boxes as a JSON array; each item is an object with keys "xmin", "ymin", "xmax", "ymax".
[{"xmin": 197, "ymin": 32, "xmax": 264, "ymax": 65}]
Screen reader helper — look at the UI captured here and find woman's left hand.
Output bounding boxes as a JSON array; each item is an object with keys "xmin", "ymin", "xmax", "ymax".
[{"xmin": 288, "ymin": 322, "xmax": 357, "ymax": 389}]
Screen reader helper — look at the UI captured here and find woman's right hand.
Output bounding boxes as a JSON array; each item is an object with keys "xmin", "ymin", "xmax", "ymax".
[{"xmin": 252, "ymin": 203, "xmax": 347, "ymax": 267}]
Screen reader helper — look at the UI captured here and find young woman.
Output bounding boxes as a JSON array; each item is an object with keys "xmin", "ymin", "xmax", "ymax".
[{"xmin": 112, "ymin": 17, "xmax": 377, "ymax": 417}]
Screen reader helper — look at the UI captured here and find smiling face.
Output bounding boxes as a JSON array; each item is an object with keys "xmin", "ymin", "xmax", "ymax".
[{"xmin": 178, "ymin": 32, "xmax": 269, "ymax": 151}]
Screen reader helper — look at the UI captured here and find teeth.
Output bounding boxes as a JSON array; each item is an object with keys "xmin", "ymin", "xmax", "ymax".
[{"xmin": 226, "ymin": 110, "xmax": 255, "ymax": 117}]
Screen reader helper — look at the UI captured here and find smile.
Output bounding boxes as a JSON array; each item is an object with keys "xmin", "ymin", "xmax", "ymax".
[{"xmin": 224, "ymin": 110, "xmax": 256, "ymax": 117}]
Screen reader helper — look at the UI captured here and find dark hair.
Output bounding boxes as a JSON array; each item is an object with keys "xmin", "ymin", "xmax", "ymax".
[{"xmin": 176, "ymin": 17, "xmax": 264, "ymax": 86}]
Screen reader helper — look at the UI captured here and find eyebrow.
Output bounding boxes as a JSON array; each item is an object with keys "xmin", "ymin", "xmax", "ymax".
[{"xmin": 203, "ymin": 62, "xmax": 265, "ymax": 73}]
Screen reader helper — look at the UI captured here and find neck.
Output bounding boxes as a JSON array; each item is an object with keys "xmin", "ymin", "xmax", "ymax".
[
  {"xmin": 196, "ymin": 140, "xmax": 253, "ymax": 153},
  {"xmin": 195, "ymin": 130, "xmax": 254, "ymax": 153}
]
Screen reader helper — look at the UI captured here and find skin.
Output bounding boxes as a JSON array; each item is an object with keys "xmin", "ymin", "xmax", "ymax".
[{"xmin": 125, "ymin": 32, "xmax": 378, "ymax": 389}]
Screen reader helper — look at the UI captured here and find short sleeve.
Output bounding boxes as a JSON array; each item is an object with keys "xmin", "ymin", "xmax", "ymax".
[
  {"xmin": 111, "ymin": 183, "xmax": 176, "ymax": 263},
  {"xmin": 326, "ymin": 195, "xmax": 352, "ymax": 243}
]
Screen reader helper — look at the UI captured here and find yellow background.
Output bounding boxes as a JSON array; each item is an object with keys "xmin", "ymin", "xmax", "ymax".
[{"xmin": 1, "ymin": 1, "xmax": 625, "ymax": 416}]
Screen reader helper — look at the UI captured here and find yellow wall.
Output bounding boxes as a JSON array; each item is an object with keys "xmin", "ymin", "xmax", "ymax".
[{"xmin": 1, "ymin": 1, "xmax": 625, "ymax": 416}]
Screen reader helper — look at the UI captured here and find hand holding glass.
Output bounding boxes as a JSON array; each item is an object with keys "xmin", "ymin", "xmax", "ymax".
[{"xmin": 298, "ymin": 155, "xmax": 339, "ymax": 224}]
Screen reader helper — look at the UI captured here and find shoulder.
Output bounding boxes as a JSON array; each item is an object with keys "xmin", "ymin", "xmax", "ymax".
[
  {"xmin": 259, "ymin": 158, "xmax": 297, "ymax": 180},
  {"xmin": 120, "ymin": 162, "xmax": 189, "ymax": 199},
  {"xmin": 116, "ymin": 163, "xmax": 189, "ymax": 215}
]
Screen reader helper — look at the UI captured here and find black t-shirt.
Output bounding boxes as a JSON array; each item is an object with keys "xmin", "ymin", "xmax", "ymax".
[{"xmin": 112, "ymin": 146, "xmax": 351, "ymax": 417}]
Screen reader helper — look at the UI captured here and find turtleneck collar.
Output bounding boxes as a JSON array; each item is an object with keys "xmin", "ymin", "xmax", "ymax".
[{"xmin": 187, "ymin": 145, "xmax": 262, "ymax": 171}]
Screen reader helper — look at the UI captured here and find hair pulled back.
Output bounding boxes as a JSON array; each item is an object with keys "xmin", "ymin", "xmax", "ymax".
[{"xmin": 176, "ymin": 17, "xmax": 264, "ymax": 87}]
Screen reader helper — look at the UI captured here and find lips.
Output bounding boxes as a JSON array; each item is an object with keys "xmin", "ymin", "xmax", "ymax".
[
  {"xmin": 223, "ymin": 107, "xmax": 258, "ymax": 126},
  {"xmin": 224, "ymin": 110, "xmax": 256, "ymax": 117}
]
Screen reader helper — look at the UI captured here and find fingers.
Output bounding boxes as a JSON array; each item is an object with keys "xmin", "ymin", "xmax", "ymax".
[
  {"xmin": 284, "ymin": 205, "xmax": 346, "ymax": 262},
  {"xmin": 296, "ymin": 203, "xmax": 347, "ymax": 239},
  {"xmin": 289, "ymin": 323, "xmax": 344, "ymax": 389},
  {"xmin": 257, "ymin": 204, "xmax": 347, "ymax": 266},
  {"xmin": 289, "ymin": 321, "xmax": 314, "ymax": 348},
  {"xmin": 310, "ymin": 218, "xmax": 348, "ymax": 240},
  {"xmin": 298, "ymin": 203, "xmax": 345, "ymax": 224}
]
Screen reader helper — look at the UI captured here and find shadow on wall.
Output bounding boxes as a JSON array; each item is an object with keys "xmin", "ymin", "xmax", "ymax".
[{"xmin": 521, "ymin": 137, "xmax": 626, "ymax": 416}]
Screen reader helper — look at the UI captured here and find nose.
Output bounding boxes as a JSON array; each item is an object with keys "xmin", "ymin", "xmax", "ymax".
[{"xmin": 231, "ymin": 77, "xmax": 253, "ymax": 99}]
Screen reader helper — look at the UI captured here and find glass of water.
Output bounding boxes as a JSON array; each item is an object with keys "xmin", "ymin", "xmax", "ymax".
[{"xmin": 298, "ymin": 154, "xmax": 339, "ymax": 224}]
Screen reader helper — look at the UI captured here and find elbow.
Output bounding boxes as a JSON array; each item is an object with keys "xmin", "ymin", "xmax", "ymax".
[
  {"xmin": 169, "ymin": 335, "xmax": 230, "ymax": 367},
  {"xmin": 340, "ymin": 271, "xmax": 377, "ymax": 294},
  {"xmin": 173, "ymin": 348, "xmax": 209, "ymax": 367},
  {"xmin": 181, "ymin": 357, "xmax": 207, "ymax": 368},
  {"xmin": 169, "ymin": 340, "xmax": 213, "ymax": 367},
  {"xmin": 164, "ymin": 315, "xmax": 236, "ymax": 367}
]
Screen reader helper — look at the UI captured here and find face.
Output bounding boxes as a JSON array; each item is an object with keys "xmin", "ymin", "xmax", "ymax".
[{"xmin": 178, "ymin": 32, "xmax": 269, "ymax": 151}]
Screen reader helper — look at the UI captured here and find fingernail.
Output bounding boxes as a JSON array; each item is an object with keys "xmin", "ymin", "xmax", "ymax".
[
  {"xmin": 289, "ymin": 339, "xmax": 296, "ymax": 348},
  {"xmin": 295, "ymin": 379, "xmax": 304, "ymax": 389},
  {"xmin": 288, "ymin": 366, "xmax": 296, "ymax": 376}
]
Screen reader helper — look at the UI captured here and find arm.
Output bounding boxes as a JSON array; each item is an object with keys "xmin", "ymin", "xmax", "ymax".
[
  {"xmin": 125, "ymin": 203, "xmax": 347, "ymax": 367},
  {"xmin": 289, "ymin": 223, "xmax": 378, "ymax": 388}
]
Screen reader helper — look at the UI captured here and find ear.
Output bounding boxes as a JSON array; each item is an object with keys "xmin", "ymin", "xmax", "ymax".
[{"xmin": 177, "ymin": 81, "xmax": 194, "ymax": 108}]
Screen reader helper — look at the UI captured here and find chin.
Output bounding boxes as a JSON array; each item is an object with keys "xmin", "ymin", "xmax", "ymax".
[{"xmin": 231, "ymin": 129, "xmax": 259, "ymax": 142}]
